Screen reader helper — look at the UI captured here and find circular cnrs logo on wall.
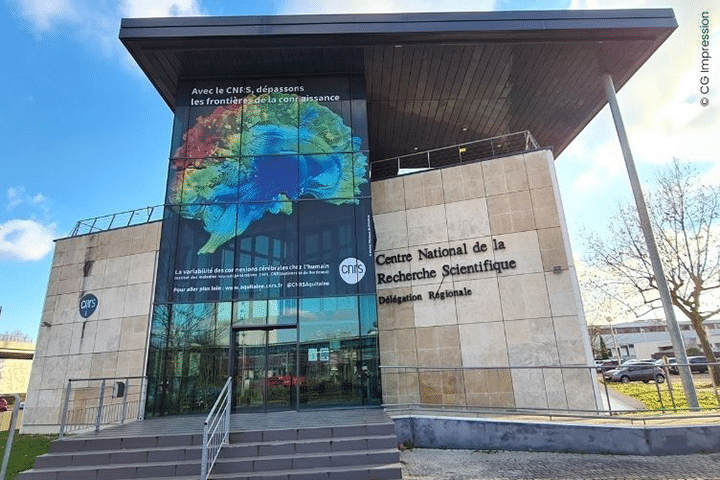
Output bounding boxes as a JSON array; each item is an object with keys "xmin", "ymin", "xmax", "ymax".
[
  {"xmin": 339, "ymin": 257, "xmax": 366, "ymax": 285},
  {"xmin": 79, "ymin": 294, "xmax": 98, "ymax": 318}
]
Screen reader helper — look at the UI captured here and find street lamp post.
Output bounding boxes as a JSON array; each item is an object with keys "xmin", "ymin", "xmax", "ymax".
[{"xmin": 606, "ymin": 317, "xmax": 622, "ymax": 363}]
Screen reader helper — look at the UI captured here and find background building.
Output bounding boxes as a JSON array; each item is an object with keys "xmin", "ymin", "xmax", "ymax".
[{"xmin": 595, "ymin": 319, "xmax": 720, "ymax": 360}]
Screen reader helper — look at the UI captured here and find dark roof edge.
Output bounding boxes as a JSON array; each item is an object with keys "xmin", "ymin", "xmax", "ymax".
[{"xmin": 119, "ymin": 9, "xmax": 677, "ymax": 39}]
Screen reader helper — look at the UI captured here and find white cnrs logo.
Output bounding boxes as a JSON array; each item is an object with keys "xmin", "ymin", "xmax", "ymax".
[{"xmin": 339, "ymin": 257, "xmax": 366, "ymax": 284}]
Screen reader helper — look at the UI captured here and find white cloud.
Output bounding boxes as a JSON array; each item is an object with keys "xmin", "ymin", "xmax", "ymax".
[
  {"xmin": 12, "ymin": 0, "xmax": 203, "ymax": 60},
  {"xmin": 6, "ymin": 187, "xmax": 49, "ymax": 212},
  {"xmin": 0, "ymin": 219, "xmax": 56, "ymax": 261},
  {"xmin": 567, "ymin": 1, "xmax": 720, "ymax": 168},
  {"xmin": 12, "ymin": 0, "xmax": 77, "ymax": 31},
  {"xmin": 276, "ymin": 0, "xmax": 495, "ymax": 14},
  {"xmin": 121, "ymin": 0, "xmax": 201, "ymax": 18}
]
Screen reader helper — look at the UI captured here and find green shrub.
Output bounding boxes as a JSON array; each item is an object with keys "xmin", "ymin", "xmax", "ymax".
[{"xmin": 609, "ymin": 382, "xmax": 720, "ymax": 411}]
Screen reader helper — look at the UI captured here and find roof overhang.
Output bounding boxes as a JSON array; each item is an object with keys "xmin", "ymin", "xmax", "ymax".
[{"xmin": 120, "ymin": 9, "xmax": 676, "ymax": 161}]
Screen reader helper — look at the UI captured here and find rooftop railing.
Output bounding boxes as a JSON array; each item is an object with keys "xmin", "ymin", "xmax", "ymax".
[
  {"xmin": 371, "ymin": 130, "xmax": 541, "ymax": 181},
  {"xmin": 69, "ymin": 206, "xmax": 163, "ymax": 237}
]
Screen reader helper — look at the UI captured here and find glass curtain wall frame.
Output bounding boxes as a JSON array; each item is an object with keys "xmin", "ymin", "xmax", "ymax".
[
  {"xmin": 146, "ymin": 293, "xmax": 380, "ymax": 416},
  {"xmin": 148, "ymin": 75, "xmax": 379, "ymax": 416}
]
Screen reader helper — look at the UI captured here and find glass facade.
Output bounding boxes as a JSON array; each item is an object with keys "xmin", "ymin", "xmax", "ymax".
[{"xmin": 146, "ymin": 76, "xmax": 379, "ymax": 416}]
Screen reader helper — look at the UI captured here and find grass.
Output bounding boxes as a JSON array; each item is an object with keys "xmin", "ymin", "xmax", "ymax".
[
  {"xmin": 608, "ymin": 381, "xmax": 720, "ymax": 411},
  {"xmin": 0, "ymin": 430, "xmax": 55, "ymax": 479}
]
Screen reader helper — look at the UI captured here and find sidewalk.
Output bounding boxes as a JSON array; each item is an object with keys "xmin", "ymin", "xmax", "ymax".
[{"xmin": 401, "ymin": 448, "xmax": 720, "ymax": 479}]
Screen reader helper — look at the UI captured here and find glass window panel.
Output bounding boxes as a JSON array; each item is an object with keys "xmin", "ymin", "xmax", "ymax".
[
  {"xmin": 299, "ymin": 296, "xmax": 361, "ymax": 407},
  {"xmin": 301, "ymin": 77, "xmax": 350, "ymax": 100},
  {"xmin": 350, "ymin": 99, "xmax": 368, "ymax": 151},
  {"xmin": 234, "ymin": 200, "xmax": 298, "ymax": 300},
  {"xmin": 182, "ymin": 80, "xmax": 246, "ymax": 159},
  {"xmin": 172, "ymin": 209, "xmax": 236, "ymax": 303},
  {"xmin": 298, "ymin": 201, "xmax": 358, "ymax": 297},
  {"xmin": 153, "ymin": 206, "xmax": 181, "ymax": 305},
  {"xmin": 165, "ymin": 162, "xmax": 184, "ymax": 206},
  {"xmin": 359, "ymin": 295, "xmax": 381, "ymax": 404},
  {"xmin": 354, "ymin": 198, "xmax": 376, "ymax": 295},
  {"xmin": 236, "ymin": 155, "xmax": 300, "ymax": 203},
  {"xmin": 242, "ymin": 79, "xmax": 301, "ymax": 155},
  {"xmin": 297, "ymin": 152, "xmax": 358, "ymax": 201},
  {"xmin": 170, "ymin": 81, "xmax": 192, "ymax": 159},
  {"xmin": 298, "ymin": 101, "xmax": 352, "ymax": 155},
  {"xmin": 179, "ymin": 158, "xmax": 240, "ymax": 205},
  {"xmin": 349, "ymin": 75, "xmax": 366, "ymax": 102},
  {"xmin": 146, "ymin": 303, "xmax": 230, "ymax": 417},
  {"xmin": 354, "ymin": 152, "xmax": 371, "ymax": 198},
  {"xmin": 182, "ymin": 107, "xmax": 243, "ymax": 160},
  {"xmin": 234, "ymin": 299, "xmax": 298, "ymax": 327}
]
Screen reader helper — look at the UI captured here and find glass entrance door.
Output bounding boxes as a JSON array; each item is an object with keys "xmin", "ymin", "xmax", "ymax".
[{"xmin": 234, "ymin": 327, "xmax": 297, "ymax": 411}]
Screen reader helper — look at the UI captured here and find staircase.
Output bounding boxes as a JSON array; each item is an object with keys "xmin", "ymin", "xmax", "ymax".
[{"xmin": 18, "ymin": 409, "xmax": 401, "ymax": 480}]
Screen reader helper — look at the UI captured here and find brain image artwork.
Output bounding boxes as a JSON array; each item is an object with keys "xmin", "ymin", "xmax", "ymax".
[{"xmin": 170, "ymin": 92, "xmax": 368, "ymax": 254}]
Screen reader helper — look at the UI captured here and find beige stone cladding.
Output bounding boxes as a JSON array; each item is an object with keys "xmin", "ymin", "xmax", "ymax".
[
  {"xmin": 21, "ymin": 222, "xmax": 161, "ymax": 434},
  {"xmin": 373, "ymin": 149, "xmax": 598, "ymax": 412}
]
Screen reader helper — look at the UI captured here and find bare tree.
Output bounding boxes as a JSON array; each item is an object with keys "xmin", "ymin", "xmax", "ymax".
[{"xmin": 584, "ymin": 160, "xmax": 720, "ymax": 383}]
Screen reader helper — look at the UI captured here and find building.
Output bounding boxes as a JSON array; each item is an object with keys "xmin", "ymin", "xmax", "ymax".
[
  {"xmin": 21, "ymin": 9, "xmax": 676, "ymax": 433},
  {"xmin": 595, "ymin": 319, "xmax": 720, "ymax": 360},
  {"xmin": 0, "ymin": 334, "xmax": 34, "ymax": 395}
]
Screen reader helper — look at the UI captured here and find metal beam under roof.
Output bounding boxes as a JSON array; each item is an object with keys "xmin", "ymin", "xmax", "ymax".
[{"xmin": 119, "ymin": 9, "xmax": 676, "ymax": 161}]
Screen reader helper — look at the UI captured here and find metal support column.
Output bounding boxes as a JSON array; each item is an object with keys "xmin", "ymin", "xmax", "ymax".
[{"xmin": 602, "ymin": 73, "xmax": 699, "ymax": 410}]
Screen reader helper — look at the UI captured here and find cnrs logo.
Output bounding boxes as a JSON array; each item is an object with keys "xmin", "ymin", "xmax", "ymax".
[
  {"xmin": 339, "ymin": 258, "xmax": 366, "ymax": 285},
  {"xmin": 79, "ymin": 294, "xmax": 98, "ymax": 318}
]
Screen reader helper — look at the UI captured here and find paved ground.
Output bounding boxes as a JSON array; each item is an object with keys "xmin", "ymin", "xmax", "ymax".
[{"xmin": 400, "ymin": 448, "xmax": 720, "ymax": 479}]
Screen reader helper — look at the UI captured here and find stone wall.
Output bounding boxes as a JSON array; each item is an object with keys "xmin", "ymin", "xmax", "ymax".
[
  {"xmin": 372, "ymin": 149, "xmax": 599, "ymax": 411},
  {"xmin": 21, "ymin": 222, "xmax": 161, "ymax": 434}
]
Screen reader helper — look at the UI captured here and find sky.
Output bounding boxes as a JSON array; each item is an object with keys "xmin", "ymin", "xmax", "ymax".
[{"xmin": 0, "ymin": 0, "xmax": 718, "ymax": 340}]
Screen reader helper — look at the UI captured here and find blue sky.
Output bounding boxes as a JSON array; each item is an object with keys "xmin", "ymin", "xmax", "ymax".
[{"xmin": 0, "ymin": 0, "xmax": 717, "ymax": 339}]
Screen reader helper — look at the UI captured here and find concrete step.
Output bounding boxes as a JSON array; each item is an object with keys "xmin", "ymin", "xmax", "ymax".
[
  {"xmin": 211, "ymin": 448, "xmax": 400, "ymax": 474},
  {"xmin": 19, "ymin": 419, "xmax": 400, "ymax": 480},
  {"xmin": 47, "ymin": 433, "xmax": 203, "ymax": 454},
  {"xmin": 208, "ymin": 462, "xmax": 402, "ymax": 480}
]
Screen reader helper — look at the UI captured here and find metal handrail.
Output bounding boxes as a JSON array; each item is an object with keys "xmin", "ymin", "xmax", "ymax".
[
  {"xmin": 371, "ymin": 130, "xmax": 542, "ymax": 180},
  {"xmin": 380, "ymin": 362, "xmax": 720, "ymax": 417},
  {"xmin": 69, "ymin": 205, "xmax": 163, "ymax": 237},
  {"xmin": 58, "ymin": 376, "xmax": 147, "ymax": 438},
  {"xmin": 201, "ymin": 376, "xmax": 232, "ymax": 480},
  {"xmin": 0, "ymin": 394, "xmax": 23, "ymax": 479}
]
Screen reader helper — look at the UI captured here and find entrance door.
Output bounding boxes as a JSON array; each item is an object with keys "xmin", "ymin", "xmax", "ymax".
[{"xmin": 233, "ymin": 327, "xmax": 297, "ymax": 411}]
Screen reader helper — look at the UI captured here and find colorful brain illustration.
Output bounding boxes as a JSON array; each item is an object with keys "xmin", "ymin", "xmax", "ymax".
[{"xmin": 171, "ymin": 92, "xmax": 368, "ymax": 254}]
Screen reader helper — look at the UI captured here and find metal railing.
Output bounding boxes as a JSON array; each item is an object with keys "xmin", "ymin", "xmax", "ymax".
[
  {"xmin": 201, "ymin": 376, "xmax": 232, "ymax": 480},
  {"xmin": 371, "ymin": 130, "xmax": 541, "ymax": 180},
  {"xmin": 380, "ymin": 362, "xmax": 720, "ymax": 420},
  {"xmin": 58, "ymin": 376, "xmax": 147, "ymax": 438},
  {"xmin": 0, "ymin": 394, "xmax": 23, "ymax": 480},
  {"xmin": 69, "ymin": 206, "xmax": 163, "ymax": 237}
]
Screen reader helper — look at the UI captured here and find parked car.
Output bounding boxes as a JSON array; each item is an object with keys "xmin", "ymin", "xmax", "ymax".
[
  {"xmin": 622, "ymin": 358, "xmax": 654, "ymax": 365},
  {"xmin": 604, "ymin": 362, "xmax": 666, "ymax": 384},
  {"xmin": 689, "ymin": 356, "xmax": 710, "ymax": 373},
  {"xmin": 667, "ymin": 356, "xmax": 709, "ymax": 374},
  {"xmin": 598, "ymin": 359, "xmax": 620, "ymax": 372},
  {"xmin": 594, "ymin": 360, "xmax": 604, "ymax": 372}
]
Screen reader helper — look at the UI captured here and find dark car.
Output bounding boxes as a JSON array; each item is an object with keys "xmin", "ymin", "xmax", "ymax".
[
  {"xmin": 604, "ymin": 362, "xmax": 666, "ymax": 384},
  {"xmin": 667, "ymin": 356, "xmax": 709, "ymax": 374}
]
